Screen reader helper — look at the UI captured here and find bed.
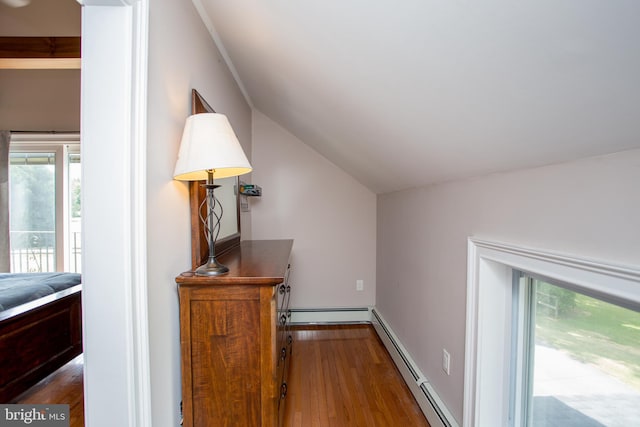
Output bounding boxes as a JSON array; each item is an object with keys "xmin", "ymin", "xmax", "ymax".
[{"xmin": 0, "ymin": 272, "xmax": 82, "ymax": 402}]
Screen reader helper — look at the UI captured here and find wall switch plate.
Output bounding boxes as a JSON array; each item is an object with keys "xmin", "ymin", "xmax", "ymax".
[
  {"xmin": 442, "ymin": 349, "xmax": 451, "ymax": 375},
  {"xmin": 356, "ymin": 279, "xmax": 364, "ymax": 291}
]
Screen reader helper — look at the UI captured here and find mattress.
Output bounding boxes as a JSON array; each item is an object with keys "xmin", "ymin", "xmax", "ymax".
[{"xmin": 0, "ymin": 272, "xmax": 82, "ymax": 312}]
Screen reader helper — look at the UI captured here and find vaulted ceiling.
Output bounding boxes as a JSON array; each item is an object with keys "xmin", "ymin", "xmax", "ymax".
[{"xmin": 196, "ymin": 0, "xmax": 640, "ymax": 193}]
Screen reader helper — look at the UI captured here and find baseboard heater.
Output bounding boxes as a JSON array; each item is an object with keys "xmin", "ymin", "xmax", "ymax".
[
  {"xmin": 371, "ymin": 308, "xmax": 459, "ymax": 427},
  {"xmin": 289, "ymin": 307, "xmax": 371, "ymax": 324}
]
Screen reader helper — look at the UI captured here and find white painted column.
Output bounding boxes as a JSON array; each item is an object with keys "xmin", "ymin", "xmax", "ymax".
[{"xmin": 81, "ymin": 1, "xmax": 150, "ymax": 426}]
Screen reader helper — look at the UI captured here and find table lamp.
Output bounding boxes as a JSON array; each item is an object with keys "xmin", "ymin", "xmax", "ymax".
[{"xmin": 173, "ymin": 113, "xmax": 252, "ymax": 276}]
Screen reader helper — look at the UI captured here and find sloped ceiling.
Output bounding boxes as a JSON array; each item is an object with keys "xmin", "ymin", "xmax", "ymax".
[
  {"xmin": 199, "ymin": 1, "xmax": 640, "ymax": 193},
  {"xmin": 5, "ymin": 1, "xmax": 638, "ymax": 191}
]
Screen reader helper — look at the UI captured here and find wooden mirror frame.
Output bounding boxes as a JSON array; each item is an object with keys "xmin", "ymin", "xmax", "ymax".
[{"xmin": 189, "ymin": 89, "xmax": 241, "ymax": 270}]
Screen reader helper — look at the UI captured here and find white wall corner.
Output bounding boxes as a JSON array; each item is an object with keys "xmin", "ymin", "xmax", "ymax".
[{"xmin": 190, "ymin": 0, "xmax": 253, "ymax": 108}]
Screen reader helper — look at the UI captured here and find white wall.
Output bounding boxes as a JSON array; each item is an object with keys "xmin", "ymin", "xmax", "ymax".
[
  {"xmin": 376, "ymin": 149, "xmax": 640, "ymax": 424},
  {"xmin": 145, "ymin": 0, "xmax": 251, "ymax": 424},
  {"xmin": 251, "ymin": 111, "xmax": 377, "ymax": 309},
  {"xmin": 0, "ymin": 0, "xmax": 80, "ymax": 131}
]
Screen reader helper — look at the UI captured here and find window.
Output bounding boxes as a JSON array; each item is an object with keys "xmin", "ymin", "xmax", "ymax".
[
  {"xmin": 464, "ymin": 239, "xmax": 640, "ymax": 427},
  {"xmin": 9, "ymin": 134, "xmax": 81, "ymax": 273},
  {"xmin": 513, "ymin": 275, "xmax": 640, "ymax": 426}
]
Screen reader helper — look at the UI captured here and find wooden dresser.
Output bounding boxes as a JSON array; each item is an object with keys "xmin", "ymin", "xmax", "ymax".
[{"xmin": 176, "ymin": 239, "xmax": 294, "ymax": 427}]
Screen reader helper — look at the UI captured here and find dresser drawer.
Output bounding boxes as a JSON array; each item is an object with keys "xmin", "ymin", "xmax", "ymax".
[{"xmin": 177, "ymin": 240, "xmax": 293, "ymax": 427}]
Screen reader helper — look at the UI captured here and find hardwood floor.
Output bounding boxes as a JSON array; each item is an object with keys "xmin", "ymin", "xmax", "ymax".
[
  {"xmin": 13, "ymin": 354, "xmax": 84, "ymax": 427},
  {"xmin": 11, "ymin": 325, "xmax": 429, "ymax": 427},
  {"xmin": 283, "ymin": 324, "xmax": 430, "ymax": 427}
]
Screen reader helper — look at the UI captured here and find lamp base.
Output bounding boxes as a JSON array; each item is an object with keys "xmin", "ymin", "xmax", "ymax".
[{"xmin": 194, "ymin": 257, "xmax": 229, "ymax": 276}]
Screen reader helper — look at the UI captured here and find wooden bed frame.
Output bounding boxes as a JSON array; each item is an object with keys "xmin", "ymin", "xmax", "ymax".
[{"xmin": 0, "ymin": 285, "xmax": 82, "ymax": 402}]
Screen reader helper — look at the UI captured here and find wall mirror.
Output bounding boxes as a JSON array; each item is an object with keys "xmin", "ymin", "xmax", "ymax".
[{"xmin": 189, "ymin": 89, "xmax": 241, "ymax": 270}]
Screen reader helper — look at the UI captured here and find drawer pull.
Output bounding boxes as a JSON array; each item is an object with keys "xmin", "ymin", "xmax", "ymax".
[
  {"xmin": 281, "ymin": 347, "xmax": 287, "ymax": 360},
  {"xmin": 287, "ymin": 335, "xmax": 293, "ymax": 345},
  {"xmin": 280, "ymin": 382, "xmax": 288, "ymax": 399},
  {"xmin": 279, "ymin": 285, "xmax": 286, "ymax": 295},
  {"xmin": 280, "ymin": 314, "xmax": 287, "ymax": 325}
]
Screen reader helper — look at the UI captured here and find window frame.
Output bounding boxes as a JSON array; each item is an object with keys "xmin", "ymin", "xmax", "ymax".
[
  {"xmin": 513, "ymin": 273, "xmax": 640, "ymax": 426},
  {"xmin": 509, "ymin": 273, "xmax": 535, "ymax": 426},
  {"xmin": 9, "ymin": 133, "xmax": 81, "ymax": 272},
  {"xmin": 464, "ymin": 238, "xmax": 640, "ymax": 427}
]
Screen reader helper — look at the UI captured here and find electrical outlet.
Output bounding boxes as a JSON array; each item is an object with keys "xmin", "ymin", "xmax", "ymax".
[
  {"xmin": 442, "ymin": 349, "xmax": 451, "ymax": 375},
  {"xmin": 356, "ymin": 279, "xmax": 364, "ymax": 291}
]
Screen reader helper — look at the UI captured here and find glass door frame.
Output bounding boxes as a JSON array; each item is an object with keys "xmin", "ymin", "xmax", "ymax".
[{"xmin": 10, "ymin": 132, "xmax": 80, "ymax": 272}]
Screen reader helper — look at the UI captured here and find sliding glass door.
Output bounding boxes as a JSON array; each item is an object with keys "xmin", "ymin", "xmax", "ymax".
[
  {"xmin": 9, "ymin": 151, "xmax": 56, "ymax": 272},
  {"xmin": 9, "ymin": 134, "xmax": 81, "ymax": 273}
]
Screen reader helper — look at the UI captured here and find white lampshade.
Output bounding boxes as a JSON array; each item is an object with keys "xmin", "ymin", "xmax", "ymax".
[{"xmin": 173, "ymin": 113, "xmax": 252, "ymax": 181}]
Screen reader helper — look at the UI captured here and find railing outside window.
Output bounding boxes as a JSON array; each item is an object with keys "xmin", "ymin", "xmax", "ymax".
[{"xmin": 10, "ymin": 231, "xmax": 82, "ymax": 273}]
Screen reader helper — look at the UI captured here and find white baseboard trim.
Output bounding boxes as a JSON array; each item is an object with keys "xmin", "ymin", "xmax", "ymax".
[
  {"xmin": 371, "ymin": 308, "xmax": 459, "ymax": 427},
  {"xmin": 289, "ymin": 307, "xmax": 371, "ymax": 324}
]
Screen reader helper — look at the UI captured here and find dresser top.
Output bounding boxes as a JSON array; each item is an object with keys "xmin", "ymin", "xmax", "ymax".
[{"xmin": 176, "ymin": 239, "xmax": 293, "ymax": 286}]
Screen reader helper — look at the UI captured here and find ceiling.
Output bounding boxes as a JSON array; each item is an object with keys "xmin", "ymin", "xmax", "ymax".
[{"xmin": 195, "ymin": 0, "xmax": 640, "ymax": 194}]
